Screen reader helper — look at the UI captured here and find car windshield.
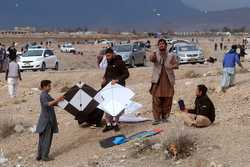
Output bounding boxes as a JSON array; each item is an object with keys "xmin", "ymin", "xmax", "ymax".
[
  {"xmin": 23, "ymin": 50, "xmax": 43, "ymax": 57},
  {"xmin": 114, "ymin": 45, "xmax": 132, "ymax": 52},
  {"xmin": 179, "ymin": 45, "xmax": 198, "ymax": 52}
]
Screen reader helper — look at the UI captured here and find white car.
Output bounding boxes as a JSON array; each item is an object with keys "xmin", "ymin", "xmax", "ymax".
[
  {"xmin": 60, "ymin": 43, "xmax": 76, "ymax": 53},
  {"xmin": 18, "ymin": 48, "xmax": 59, "ymax": 71},
  {"xmin": 245, "ymin": 44, "xmax": 250, "ymax": 62},
  {"xmin": 96, "ymin": 39, "xmax": 113, "ymax": 45}
]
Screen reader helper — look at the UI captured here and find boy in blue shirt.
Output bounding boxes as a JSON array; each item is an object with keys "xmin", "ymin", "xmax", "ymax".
[{"xmin": 36, "ymin": 80, "xmax": 64, "ymax": 161}]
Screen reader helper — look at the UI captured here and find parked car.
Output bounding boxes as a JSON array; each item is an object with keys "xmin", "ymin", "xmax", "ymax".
[
  {"xmin": 171, "ymin": 43, "xmax": 205, "ymax": 64},
  {"xmin": 133, "ymin": 41, "xmax": 146, "ymax": 49},
  {"xmin": 113, "ymin": 44, "xmax": 146, "ymax": 67},
  {"xmin": 244, "ymin": 44, "xmax": 250, "ymax": 62},
  {"xmin": 18, "ymin": 48, "xmax": 59, "ymax": 71},
  {"xmin": 96, "ymin": 39, "xmax": 113, "ymax": 45},
  {"xmin": 60, "ymin": 43, "xmax": 76, "ymax": 53}
]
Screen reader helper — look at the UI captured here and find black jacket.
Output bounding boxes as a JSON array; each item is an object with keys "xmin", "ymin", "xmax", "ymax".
[
  {"xmin": 102, "ymin": 55, "xmax": 129, "ymax": 87},
  {"xmin": 188, "ymin": 95, "xmax": 215, "ymax": 123}
]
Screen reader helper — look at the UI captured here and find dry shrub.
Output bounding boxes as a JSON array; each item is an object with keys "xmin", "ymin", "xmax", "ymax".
[
  {"xmin": 184, "ymin": 70, "xmax": 201, "ymax": 79},
  {"xmin": 129, "ymin": 138, "xmax": 161, "ymax": 159},
  {"xmin": 163, "ymin": 118, "xmax": 197, "ymax": 161},
  {"xmin": 12, "ymin": 99, "xmax": 27, "ymax": 105},
  {"xmin": 0, "ymin": 119, "xmax": 15, "ymax": 138},
  {"xmin": 60, "ymin": 86, "xmax": 70, "ymax": 93},
  {"xmin": 164, "ymin": 134, "xmax": 196, "ymax": 160}
]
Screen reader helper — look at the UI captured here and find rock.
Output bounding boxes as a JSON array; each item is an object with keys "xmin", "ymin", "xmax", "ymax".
[
  {"xmin": 175, "ymin": 160, "xmax": 182, "ymax": 165},
  {"xmin": 120, "ymin": 160, "xmax": 125, "ymax": 163},
  {"xmin": 15, "ymin": 164, "xmax": 21, "ymax": 167},
  {"xmin": 14, "ymin": 124, "xmax": 25, "ymax": 133},
  {"xmin": 28, "ymin": 125, "xmax": 36, "ymax": 133},
  {"xmin": 17, "ymin": 156, "xmax": 23, "ymax": 160},
  {"xmin": 121, "ymin": 155, "xmax": 127, "ymax": 159},
  {"xmin": 120, "ymin": 148, "xmax": 127, "ymax": 152},
  {"xmin": 31, "ymin": 88, "xmax": 40, "ymax": 92},
  {"xmin": 208, "ymin": 147, "xmax": 213, "ymax": 151},
  {"xmin": 210, "ymin": 161, "xmax": 217, "ymax": 167},
  {"xmin": 152, "ymin": 143, "xmax": 162, "ymax": 150},
  {"xmin": 0, "ymin": 149, "xmax": 8, "ymax": 165},
  {"xmin": 185, "ymin": 81, "xmax": 192, "ymax": 86}
]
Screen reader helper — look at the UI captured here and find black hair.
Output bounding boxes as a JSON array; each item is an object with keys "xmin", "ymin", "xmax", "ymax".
[
  {"xmin": 9, "ymin": 55, "xmax": 17, "ymax": 61},
  {"xmin": 197, "ymin": 84, "xmax": 207, "ymax": 96},
  {"xmin": 40, "ymin": 80, "xmax": 52, "ymax": 89},
  {"xmin": 158, "ymin": 38, "xmax": 167, "ymax": 46},
  {"xmin": 105, "ymin": 48, "xmax": 114, "ymax": 54},
  {"xmin": 231, "ymin": 45, "xmax": 237, "ymax": 50}
]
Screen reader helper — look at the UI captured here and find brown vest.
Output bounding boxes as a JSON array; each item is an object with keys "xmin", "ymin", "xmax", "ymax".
[{"xmin": 151, "ymin": 51, "xmax": 178, "ymax": 86}]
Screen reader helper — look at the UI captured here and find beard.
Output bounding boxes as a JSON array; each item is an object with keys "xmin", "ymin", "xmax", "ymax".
[{"xmin": 159, "ymin": 48, "xmax": 166, "ymax": 52}]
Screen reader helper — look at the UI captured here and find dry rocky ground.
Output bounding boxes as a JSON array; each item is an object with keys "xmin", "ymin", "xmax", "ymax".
[{"xmin": 0, "ymin": 37, "xmax": 250, "ymax": 167}]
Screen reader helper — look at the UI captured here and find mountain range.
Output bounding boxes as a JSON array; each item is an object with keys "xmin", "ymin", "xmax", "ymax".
[{"xmin": 0, "ymin": 0, "xmax": 250, "ymax": 31}]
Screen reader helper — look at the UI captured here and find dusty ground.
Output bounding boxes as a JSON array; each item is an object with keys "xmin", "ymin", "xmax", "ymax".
[{"xmin": 0, "ymin": 37, "xmax": 250, "ymax": 167}]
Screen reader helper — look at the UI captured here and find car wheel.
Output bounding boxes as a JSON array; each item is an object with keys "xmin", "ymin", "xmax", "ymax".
[
  {"xmin": 199, "ymin": 62, "xmax": 205, "ymax": 64},
  {"xmin": 131, "ymin": 58, "xmax": 135, "ymax": 68},
  {"xmin": 54, "ymin": 62, "xmax": 59, "ymax": 71},
  {"xmin": 40, "ymin": 63, "xmax": 46, "ymax": 71}
]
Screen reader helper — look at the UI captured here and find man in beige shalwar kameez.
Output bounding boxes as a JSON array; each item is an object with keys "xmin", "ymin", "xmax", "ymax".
[{"xmin": 150, "ymin": 39, "xmax": 178, "ymax": 125}]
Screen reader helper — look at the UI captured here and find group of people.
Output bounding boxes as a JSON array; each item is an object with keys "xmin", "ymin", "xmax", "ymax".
[
  {"xmin": 1, "ymin": 42, "xmax": 22, "ymax": 98},
  {"xmin": 34, "ymin": 39, "xmax": 219, "ymax": 161},
  {"xmin": 2, "ymin": 39, "xmax": 243, "ymax": 162}
]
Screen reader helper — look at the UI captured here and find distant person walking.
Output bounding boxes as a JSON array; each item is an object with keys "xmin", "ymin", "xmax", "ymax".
[
  {"xmin": 214, "ymin": 43, "xmax": 218, "ymax": 51},
  {"xmin": 221, "ymin": 45, "xmax": 244, "ymax": 92},
  {"xmin": 5, "ymin": 55, "xmax": 22, "ymax": 98},
  {"xmin": 0, "ymin": 44, "xmax": 6, "ymax": 72},
  {"xmin": 239, "ymin": 45, "xmax": 247, "ymax": 61},
  {"xmin": 220, "ymin": 42, "xmax": 223, "ymax": 51},
  {"xmin": 150, "ymin": 39, "xmax": 178, "ymax": 125}
]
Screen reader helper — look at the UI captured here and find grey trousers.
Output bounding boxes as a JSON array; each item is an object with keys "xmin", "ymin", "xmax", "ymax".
[{"xmin": 37, "ymin": 124, "xmax": 54, "ymax": 158}]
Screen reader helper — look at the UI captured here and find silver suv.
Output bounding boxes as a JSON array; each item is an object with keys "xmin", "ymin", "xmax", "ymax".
[
  {"xmin": 171, "ymin": 44, "xmax": 205, "ymax": 64},
  {"xmin": 113, "ymin": 44, "xmax": 146, "ymax": 67}
]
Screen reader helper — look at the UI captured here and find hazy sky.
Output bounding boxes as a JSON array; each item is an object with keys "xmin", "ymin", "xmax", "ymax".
[{"xmin": 183, "ymin": 0, "xmax": 250, "ymax": 11}]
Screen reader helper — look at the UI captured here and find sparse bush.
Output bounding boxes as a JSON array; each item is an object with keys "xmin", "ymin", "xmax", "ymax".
[
  {"xmin": 0, "ymin": 119, "xmax": 15, "ymax": 138},
  {"xmin": 60, "ymin": 86, "xmax": 70, "ymax": 93},
  {"xmin": 163, "ymin": 134, "xmax": 196, "ymax": 160},
  {"xmin": 184, "ymin": 70, "xmax": 201, "ymax": 78}
]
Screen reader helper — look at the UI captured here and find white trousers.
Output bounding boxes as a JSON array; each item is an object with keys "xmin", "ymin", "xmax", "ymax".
[{"xmin": 8, "ymin": 78, "xmax": 18, "ymax": 98}]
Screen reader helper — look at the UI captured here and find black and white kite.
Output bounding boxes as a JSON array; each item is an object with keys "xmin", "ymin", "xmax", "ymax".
[{"xmin": 58, "ymin": 83, "xmax": 102, "ymax": 122}]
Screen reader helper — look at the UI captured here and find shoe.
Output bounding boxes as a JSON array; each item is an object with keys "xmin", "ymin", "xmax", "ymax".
[
  {"xmin": 161, "ymin": 118, "xmax": 168, "ymax": 123},
  {"xmin": 41, "ymin": 157, "xmax": 54, "ymax": 161},
  {"xmin": 152, "ymin": 120, "xmax": 160, "ymax": 125},
  {"xmin": 36, "ymin": 157, "xmax": 41, "ymax": 161},
  {"xmin": 102, "ymin": 125, "xmax": 113, "ymax": 133},
  {"xmin": 95, "ymin": 123, "xmax": 103, "ymax": 128},
  {"xmin": 113, "ymin": 125, "xmax": 120, "ymax": 132}
]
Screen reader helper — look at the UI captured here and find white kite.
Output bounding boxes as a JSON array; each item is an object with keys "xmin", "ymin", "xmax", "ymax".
[{"xmin": 96, "ymin": 82, "xmax": 137, "ymax": 116}]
